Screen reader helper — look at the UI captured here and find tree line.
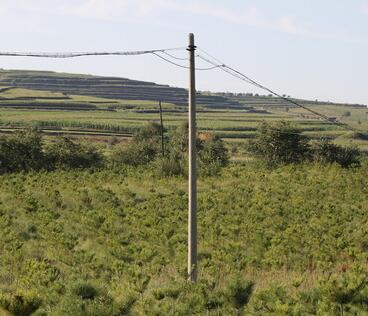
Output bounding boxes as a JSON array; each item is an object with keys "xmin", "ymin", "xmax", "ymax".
[{"xmin": 0, "ymin": 121, "xmax": 362, "ymax": 175}]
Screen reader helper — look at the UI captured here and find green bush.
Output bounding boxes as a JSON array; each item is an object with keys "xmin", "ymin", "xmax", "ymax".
[
  {"xmin": 0, "ymin": 291, "xmax": 41, "ymax": 316},
  {"xmin": 250, "ymin": 285, "xmax": 295, "ymax": 314},
  {"xmin": 0, "ymin": 129, "xmax": 45, "ymax": 173},
  {"xmin": 72, "ymin": 283, "xmax": 99, "ymax": 300},
  {"xmin": 199, "ymin": 135, "xmax": 229, "ymax": 176},
  {"xmin": 225, "ymin": 276, "xmax": 254, "ymax": 315},
  {"xmin": 110, "ymin": 141, "xmax": 158, "ymax": 167},
  {"xmin": 312, "ymin": 139, "xmax": 360, "ymax": 168},
  {"xmin": 158, "ymin": 123, "xmax": 229, "ymax": 177},
  {"xmin": 248, "ymin": 121, "xmax": 310, "ymax": 166},
  {"xmin": 45, "ymin": 137, "xmax": 103, "ymax": 169},
  {"xmin": 109, "ymin": 122, "xmax": 163, "ymax": 167},
  {"xmin": 318, "ymin": 267, "xmax": 368, "ymax": 315},
  {"xmin": 152, "ymin": 157, "xmax": 185, "ymax": 177},
  {"xmin": 248, "ymin": 122, "xmax": 361, "ymax": 168}
]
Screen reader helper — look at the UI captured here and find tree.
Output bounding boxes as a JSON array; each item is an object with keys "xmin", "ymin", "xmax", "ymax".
[
  {"xmin": 311, "ymin": 139, "xmax": 360, "ymax": 168},
  {"xmin": 45, "ymin": 137, "xmax": 103, "ymax": 169},
  {"xmin": 199, "ymin": 134, "xmax": 229, "ymax": 176},
  {"xmin": 226, "ymin": 276, "xmax": 254, "ymax": 315},
  {"xmin": 109, "ymin": 122, "xmax": 163, "ymax": 167},
  {"xmin": 248, "ymin": 121, "xmax": 310, "ymax": 166},
  {"xmin": 0, "ymin": 129, "xmax": 45, "ymax": 173}
]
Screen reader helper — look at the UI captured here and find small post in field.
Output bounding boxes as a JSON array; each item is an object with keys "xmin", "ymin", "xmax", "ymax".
[{"xmin": 158, "ymin": 100, "xmax": 165, "ymax": 157}]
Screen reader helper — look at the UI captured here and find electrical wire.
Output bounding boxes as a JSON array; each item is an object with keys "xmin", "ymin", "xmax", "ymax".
[
  {"xmin": 162, "ymin": 51, "xmax": 188, "ymax": 61},
  {"xmin": 0, "ymin": 47, "xmax": 220, "ymax": 71},
  {"xmin": 0, "ymin": 47, "xmax": 186, "ymax": 58},
  {"xmin": 0, "ymin": 45, "xmax": 363, "ymax": 133},
  {"xmin": 152, "ymin": 52, "xmax": 221, "ymax": 71},
  {"xmin": 196, "ymin": 48, "xmax": 361, "ymax": 131}
]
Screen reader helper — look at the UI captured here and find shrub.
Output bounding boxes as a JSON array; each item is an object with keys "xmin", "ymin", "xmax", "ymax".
[
  {"xmin": 248, "ymin": 121, "xmax": 310, "ymax": 166},
  {"xmin": 318, "ymin": 268, "xmax": 368, "ymax": 315},
  {"xmin": 225, "ymin": 276, "xmax": 254, "ymax": 315},
  {"xmin": 72, "ymin": 283, "xmax": 99, "ymax": 300},
  {"xmin": 110, "ymin": 141, "xmax": 158, "ymax": 167},
  {"xmin": 45, "ymin": 137, "xmax": 103, "ymax": 169},
  {"xmin": 250, "ymin": 285, "xmax": 295, "ymax": 314},
  {"xmin": 0, "ymin": 291, "xmax": 41, "ymax": 316},
  {"xmin": 134, "ymin": 122, "xmax": 163, "ymax": 143},
  {"xmin": 0, "ymin": 129, "xmax": 45, "ymax": 173},
  {"xmin": 311, "ymin": 139, "xmax": 360, "ymax": 168},
  {"xmin": 152, "ymin": 157, "xmax": 185, "ymax": 177},
  {"xmin": 199, "ymin": 135, "xmax": 229, "ymax": 176},
  {"xmin": 109, "ymin": 122, "xmax": 163, "ymax": 167},
  {"xmin": 161, "ymin": 124, "xmax": 229, "ymax": 177}
]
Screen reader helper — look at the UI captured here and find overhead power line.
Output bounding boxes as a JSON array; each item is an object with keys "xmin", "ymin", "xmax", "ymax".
[
  {"xmin": 196, "ymin": 48, "xmax": 334, "ymax": 122},
  {"xmin": 152, "ymin": 52, "xmax": 220, "ymax": 71},
  {"xmin": 162, "ymin": 51, "xmax": 188, "ymax": 61},
  {"xmin": 0, "ymin": 47, "xmax": 219, "ymax": 71},
  {"xmin": 0, "ymin": 47, "xmax": 186, "ymax": 58},
  {"xmin": 0, "ymin": 45, "xmax": 363, "ymax": 133},
  {"xmin": 196, "ymin": 48, "xmax": 366, "ymax": 133}
]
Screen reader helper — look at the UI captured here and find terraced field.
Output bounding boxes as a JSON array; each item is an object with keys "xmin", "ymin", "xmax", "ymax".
[
  {"xmin": 0, "ymin": 69, "xmax": 367, "ymax": 149},
  {"xmin": 0, "ymin": 69, "xmax": 244, "ymax": 109}
]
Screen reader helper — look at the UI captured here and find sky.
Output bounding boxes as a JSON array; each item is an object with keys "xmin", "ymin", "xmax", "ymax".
[{"xmin": 0, "ymin": 0, "xmax": 367, "ymax": 104}]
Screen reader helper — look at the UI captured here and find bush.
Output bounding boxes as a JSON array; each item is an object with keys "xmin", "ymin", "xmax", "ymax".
[
  {"xmin": 0, "ymin": 129, "xmax": 45, "ymax": 173},
  {"xmin": 109, "ymin": 122, "xmax": 163, "ymax": 167},
  {"xmin": 318, "ymin": 267, "xmax": 368, "ymax": 315},
  {"xmin": 159, "ymin": 124, "xmax": 229, "ymax": 177},
  {"xmin": 0, "ymin": 291, "xmax": 41, "ymax": 316},
  {"xmin": 72, "ymin": 283, "xmax": 99, "ymax": 300},
  {"xmin": 199, "ymin": 135, "xmax": 229, "ymax": 176},
  {"xmin": 45, "ymin": 137, "xmax": 103, "ymax": 169},
  {"xmin": 152, "ymin": 157, "xmax": 185, "ymax": 177},
  {"xmin": 110, "ymin": 141, "xmax": 158, "ymax": 167},
  {"xmin": 311, "ymin": 139, "xmax": 360, "ymax": 168},
  {"xmin": 225, "ymin": 276, "xmax": 254, "ymax": 315},
  {"xmin": 248, "ymin": 121, "xmax": 310, "ymax": 167}
]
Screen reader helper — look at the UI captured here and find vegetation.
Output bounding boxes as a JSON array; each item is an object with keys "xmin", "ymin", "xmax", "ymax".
[
  {"xmin": 110, "ymin": 122, "xmax": 229, "ymax": 176},
  {"xmin": 0, "ymin": 70, "xmax": 367, "ymax": 315},
  {"xmin": 0, "ymin": 161, "xmax": 367, "ymax": 314},
  {"xmin": 248, "ymin": 121, "xmax": 361, "ymax": 168}
]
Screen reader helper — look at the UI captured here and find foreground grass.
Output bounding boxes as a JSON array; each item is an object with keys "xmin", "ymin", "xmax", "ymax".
[{"xmin": 0, "ymin": 162, "xmax": 367, "ymax": 315}]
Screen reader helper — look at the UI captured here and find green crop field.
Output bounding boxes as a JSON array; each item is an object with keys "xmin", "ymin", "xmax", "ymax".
[
  {"xmin": 1, "ymin": 70, "xmax": 367, "ymax": 150},
  {"xmin": 0, "ymin": 70, "xmax": 368, "ymax": 315},
  {"xmin": 1, "ymin": 163, "xmax": 368, "ymax": 315}
]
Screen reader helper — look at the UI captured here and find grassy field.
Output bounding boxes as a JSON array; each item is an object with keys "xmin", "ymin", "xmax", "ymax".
[
  {"xmin": 0, "ymin": 162, "xmax": 368, "ymax": 315},
  {"xmin": 0, "ymin": 71, "xmax": 368, "ymax": 315}
]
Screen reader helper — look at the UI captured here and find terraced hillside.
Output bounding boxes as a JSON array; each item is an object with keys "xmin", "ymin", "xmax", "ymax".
[
  {"xmin": 0, "ymin": 69, "xmax": 245, "ymax": 109},
  {"xmin": 199, "ymin": 93, "xmax": 367, "ymax": 111},
  {"xmin": 0, "ymin": 69, "xmax": 366, "ymax": 149}
]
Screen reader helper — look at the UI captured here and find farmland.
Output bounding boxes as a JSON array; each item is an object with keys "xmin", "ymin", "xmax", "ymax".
[
  {"xmin": 0, "ymin": 69, "xmax": 367, "ymax": 315},
  {"xmin": 0, "ymin": 70, "xmax": 368, "ymax": 151},
  {"xmin": 1, "ymin": 163, "xmax": 368, "ymax": 315}
]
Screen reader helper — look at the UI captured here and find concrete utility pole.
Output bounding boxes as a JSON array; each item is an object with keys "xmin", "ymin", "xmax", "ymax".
[{"xmin": 187, "ymin": 33, "xmax": 197, "ymax": 282}]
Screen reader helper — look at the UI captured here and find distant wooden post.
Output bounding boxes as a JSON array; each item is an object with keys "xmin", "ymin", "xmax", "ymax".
[
  {"xmin": 187, "ymin": 33, "xmax": 197, "ymax": 282},
  {"xmin": 158, "ymin": 100, "xmax": 165, "ymax": 157}
]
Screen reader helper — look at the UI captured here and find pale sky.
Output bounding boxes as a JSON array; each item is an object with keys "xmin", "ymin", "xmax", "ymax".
[{"xmin": 0, "ymin": 0, "xmax": 367, "ymax": 104}]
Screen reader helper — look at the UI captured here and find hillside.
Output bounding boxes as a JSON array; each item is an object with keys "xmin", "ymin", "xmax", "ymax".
[
  {"xmin": 0, "ymin": 69, "xmax": 367, "ymax": 148},
  {"xmin": 1, "ymin": 69, "xmax": 366, "ymax": 112},
  {"xmin": 0, "ymin": 69, "xmax": 245, "ymax": 109}
]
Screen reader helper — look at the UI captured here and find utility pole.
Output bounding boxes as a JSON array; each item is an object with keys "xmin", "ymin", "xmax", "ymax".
[
  {"xmin": 187, "ymin": 33, "xmax": 197, "ymax": 282},
  {"xmin": 158, "ymin": 100, "xmax": 165, "ymax": 157}
]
